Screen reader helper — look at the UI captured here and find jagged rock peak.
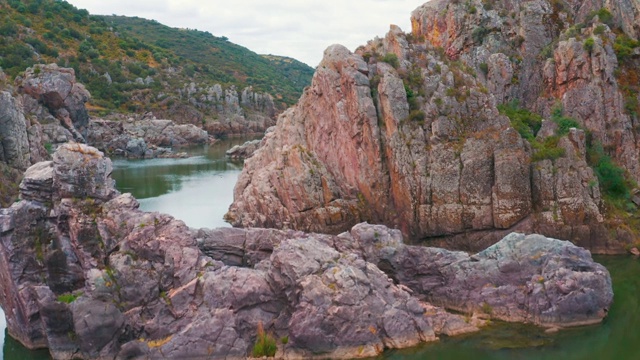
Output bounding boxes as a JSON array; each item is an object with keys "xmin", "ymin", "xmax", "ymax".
[{"xmin": 228, "ymin": 0, "xmax": 639, "ymax": 252}]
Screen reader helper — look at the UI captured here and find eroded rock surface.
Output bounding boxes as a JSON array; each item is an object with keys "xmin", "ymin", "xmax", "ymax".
[
  {"xmin": 228, "ymin": 0, "xmax": 640, "ymax": 253},
  {"xmin": 0, "ymin": 145, "xmax": 612, "ymax": 359},
  {"xmin": 86, "ymin": 118, "xmax": 209, "ymax": 158},
  {"xmin": 17, "ymin": 64, "xmax": 90, "ymax": 142}
]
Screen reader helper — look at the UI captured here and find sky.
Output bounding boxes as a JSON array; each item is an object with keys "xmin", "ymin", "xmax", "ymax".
[{"xmin": 64, "ymin": 0, "xmax": 424, "ymax": 67}]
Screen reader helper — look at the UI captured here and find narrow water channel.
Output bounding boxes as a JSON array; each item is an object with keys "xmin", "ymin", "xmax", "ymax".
[
  {"xmin": 1, "ymin": 137, "xmax": 639, "ymax": 359},
  {"xmin": 110, "ymin": 136, "xmax": 256, "ymax": 229}
]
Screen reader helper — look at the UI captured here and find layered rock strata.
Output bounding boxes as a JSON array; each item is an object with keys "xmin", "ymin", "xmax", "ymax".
[{"xmin": 0, "ymin": 144, "xmax": 612, "ymax": 359}]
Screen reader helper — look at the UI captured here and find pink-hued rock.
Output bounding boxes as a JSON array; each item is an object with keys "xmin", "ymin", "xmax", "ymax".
[
  {"xmin": 228, "ymin": 0, "xmax": 640, "ymax": 253},
  {"xmin": 0, "ymin": 144, "xmax": 612, "ymax": 359}
]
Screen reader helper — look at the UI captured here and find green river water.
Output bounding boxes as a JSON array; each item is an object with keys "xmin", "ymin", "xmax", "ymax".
[{"xmin": 1, "ymin": 137, "xmax": 638, "ymax": 359}]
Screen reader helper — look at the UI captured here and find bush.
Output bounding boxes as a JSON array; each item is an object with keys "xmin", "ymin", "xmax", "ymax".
[
  {"xmin": 588, "ymin": 142, "xmax": 631, "ymax": 200},
  {"xmin": 497, "ymin": 101, "xmax": 542, "ymax": 141},
  {"xmin": 531, "ymin": 136, "xmax": 565, "ymax": 161},
  {"xmin": 381, "ymin": 53, "xmax": 400, "ymax": 69},
  {"xmin": 252, "ymin": 322, "xmax": 277, "ymax": 358},
  {"xmin": 587, "ymin": 8, "xmax": 614, "ymax": 27},
  {"xmin": 550, "ymin": 106, "xmax": 581, "ymax": 136},
  {"xmin": 472, "ymin": 26, "xmax": 490, "ymax": 44},
  {"xmin": 57, "ymin": 292, "xmax": 81, "ymax": 304},
  {"xmin": 479, "ymin": 62, "xmax": 489, "ymax": 75},
  {"xmin": 408, "ymin": 110, "xmax": 426, "ymax": 123},
  {"xmin": 614, "ymin": 34, "xmax": 640, "ymax": 62},
  {"xmin": 584, "ymin": 38, "xmax": 595, "ymax": 53}
]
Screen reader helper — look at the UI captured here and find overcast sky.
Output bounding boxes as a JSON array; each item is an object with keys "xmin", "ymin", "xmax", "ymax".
[{"xmin": 65, "ymin": 0, "xmax": 423, "ymax": 67}]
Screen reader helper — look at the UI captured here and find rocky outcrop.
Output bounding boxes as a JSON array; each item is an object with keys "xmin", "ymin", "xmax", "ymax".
[
  {"xmin": 226, "ymin": 139, "xmax": 262, "ymax": 160},
  {"xmin": 17, "ymin": 64, "xmax": 90, "ymax": 142},
  {"xmin": 0, "ymin": 144, "xmax": 612, "ymax": 359},
  {"xmin": 157, "ymin": 83, "xmax": 278, "ymax": 137},
  {"xmin": 0, "ymin": 91, "xmax": 31, "ymax": 170},
  {"xmin": 228, "ymin": 0, "xmax": 640, "ymax": 253},
  {"xmin": 344, "ymin": 223, "xmax": 612, "ymax": 327},
  {"xmin": 86, "ymin": 118, "xmax": 209, "ymax": 158}
]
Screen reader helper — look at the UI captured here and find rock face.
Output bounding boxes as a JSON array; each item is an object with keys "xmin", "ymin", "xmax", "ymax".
[
  {"xmin": 0, "ymin": 91, "xmax": 31, "ymax": 170},
  {"xmin": 0, "ymin": 145, "xmax": 612, "ymax": 359},
  {"xmin": 162, "ymin": 83, "xmax": 278, "ymax": 137},
  {"xmin": 17, "ymin": 64, "xmax": 90, "ymax": 142},
  {"xmin": 349, "ymin": 224, "xmax": 613, "ymax": 327},
  {"xmin": 86, "ymin": 118, "xmax": 209, "ymax": 158},
  {"xmin": 228, "ymin": 0, "xmax": 640, "ymax": 253}
]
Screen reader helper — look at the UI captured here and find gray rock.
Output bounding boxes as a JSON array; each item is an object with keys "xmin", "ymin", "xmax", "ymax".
[
  {"xmin": 225, "ymin": 139, "xmax": 261, "ymax": 160},
  {"xmin": 343, "ymin": 224, "xmax": 613, "ymax": 327},
  {"xmin": 18, "ymin": 64, "xmax": 90, "ymax": 138},
  {"xmin": 85, "ymin": 118, "xmax": 208, "ymax": 159},
  {"xmin": 0, "ymin": 91, "xmax": 31, "ymax": 170},
  {"xmin": 52, "ymin": 143, "xmax": 116, "ymax": 201},
  {"xmin": 0, "ymin": 154, "xmax": 613, "ymax": 360},
  {"xmin": 19, "ymin": 161, "xmax": 54, "ymax": 203}
]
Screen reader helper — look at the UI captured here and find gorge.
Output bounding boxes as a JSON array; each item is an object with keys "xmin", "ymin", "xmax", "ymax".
[{"xmin": 1, "ymin": 0, "xmax": 640, "ymax": 358}]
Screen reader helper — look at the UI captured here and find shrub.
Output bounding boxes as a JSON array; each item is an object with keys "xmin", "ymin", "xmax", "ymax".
[
  {"xmin": 408, "ymin": 110, "xmax": 426, "ymax": 123},
  {"xmin": 252, "ymin": 322, "xmax": 277, "ymax": 358},
  {"xmin": 584, "ymin": 38, "xmax": 595, "ymax": 53},
  {"xmin": 381, "ymin": 53, "xmax": 400, "ymax": 69},
  {"xmin": 588, "ymin": 142, "xmax": 631, "ymax": 200},
  {"xmin": 531, "ymin": 136, "xmax": 566, "ymax": 161},
  {"xmin": 550, "ymin": 106, "xmax": 581, "ymax": 136},
  {"xmin": 472, "ymin": 26, "xmax": 490, "ymax": 44},
  {"xmin": 479, "ymin": 62, "xmax": 489, "ymax": 75},
  {"xmin": 614, "ymin": 34, "xmax": 640, "ymax": 62},
  {"xmin": 587, "ymin": 8, "xmax": 614, "ymax": 27},
  {"xmin": 57, "ymin": 292, "xmax": 81, "ymax": 304},
  {"xmin": 497, "ymin": 101, "xmax": 542, "ymax": 140},
  {"xmin": 593, "ymin": 25, "xmax": 606, "ymax": 35}
]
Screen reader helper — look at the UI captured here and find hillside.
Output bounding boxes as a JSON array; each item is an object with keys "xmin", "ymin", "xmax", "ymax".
[
  {"xmin": 100, "ymin": 15, "xmax": 315, "ymax": 105},
  {"xmin": 0, "ymin": 0, "xmax": 313, "ymax": 121}
]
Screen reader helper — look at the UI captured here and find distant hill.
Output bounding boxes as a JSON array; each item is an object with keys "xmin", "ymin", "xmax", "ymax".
[{"xmin": 0, "ymin": 0, "xmax": 314, "ymax": 117}]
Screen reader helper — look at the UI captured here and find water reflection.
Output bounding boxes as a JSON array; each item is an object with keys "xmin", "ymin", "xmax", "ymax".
[
  {"xmin": 111, "ymin": 137, "xmax": 254, "ymax": 229},
  {"xmin": 380, "ymin": 256, "xmax": 640, "ymax": 360}
]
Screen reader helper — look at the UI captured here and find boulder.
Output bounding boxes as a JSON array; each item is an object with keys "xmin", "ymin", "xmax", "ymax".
[
  {"xmin": 18, "ymin": 64, "xmax": 90, "ymax": 140},
  {"xmin": 225, "ymin": 139, "xmax": 261, "ymax": 160}
]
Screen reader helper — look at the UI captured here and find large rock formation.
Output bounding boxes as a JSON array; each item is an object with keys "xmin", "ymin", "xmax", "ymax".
[
  {"xmin": 86, "ymin": 118, "xmax": 209, "ymax": 158},
  {"xmin": 228, "ymin": 0, "xmax": 640, "ymax": 253},
  {"xmin": 0, "ymin": 144, "xmax": 612, "ymax": 359},
  {"xmin": 17, "ymin": 64, "xmax": 91, "ymax": 142},
  {"xmin": 159, "ymin": 83, "xmax": 278, "ymax": 137}
]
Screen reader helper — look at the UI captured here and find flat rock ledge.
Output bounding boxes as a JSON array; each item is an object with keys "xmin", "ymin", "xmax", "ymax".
[{"xmin": 0, "ymin": 144, "xmax": 613, "ymax": 359}]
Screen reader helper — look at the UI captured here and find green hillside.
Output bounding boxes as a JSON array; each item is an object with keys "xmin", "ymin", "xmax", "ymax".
[{"xmin": 0, "ymin": 0, "xmax": 313, "ymax": 114}]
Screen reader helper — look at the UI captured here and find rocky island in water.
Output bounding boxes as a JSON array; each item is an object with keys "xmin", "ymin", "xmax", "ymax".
[{"xmin": 1, "ymin": 0, "xmax": 640, "ymax": 358}]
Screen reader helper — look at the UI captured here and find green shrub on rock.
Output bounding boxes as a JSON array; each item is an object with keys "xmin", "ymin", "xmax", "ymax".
[{"xmin": 252, "ymin": 322, "xmax": 277, "ymax": 358}]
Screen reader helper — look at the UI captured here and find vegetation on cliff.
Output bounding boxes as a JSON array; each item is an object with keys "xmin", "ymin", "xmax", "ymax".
[{"xmin": 0, "ymin": 0, "xmax": 313, "ymax": 115}]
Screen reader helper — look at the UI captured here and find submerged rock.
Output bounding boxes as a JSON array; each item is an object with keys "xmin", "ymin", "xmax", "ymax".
[{"xmin": 0, "ymin": 144, "xmax": 613, "ymax": 359}]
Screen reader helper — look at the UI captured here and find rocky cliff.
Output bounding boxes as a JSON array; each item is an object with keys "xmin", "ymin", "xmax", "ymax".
[
  {"xmin": 0, "ymin": 144, "xmax": 612, "ymax": 359},
  {"xmin": 228, "ymin": 0, "xmax": 640, "ymax": 253}
]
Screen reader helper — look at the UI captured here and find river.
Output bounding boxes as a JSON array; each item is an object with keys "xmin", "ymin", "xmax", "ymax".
[{"xmin": 1, "ymin": 137, "xmax": 639, "ymax": 359}]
